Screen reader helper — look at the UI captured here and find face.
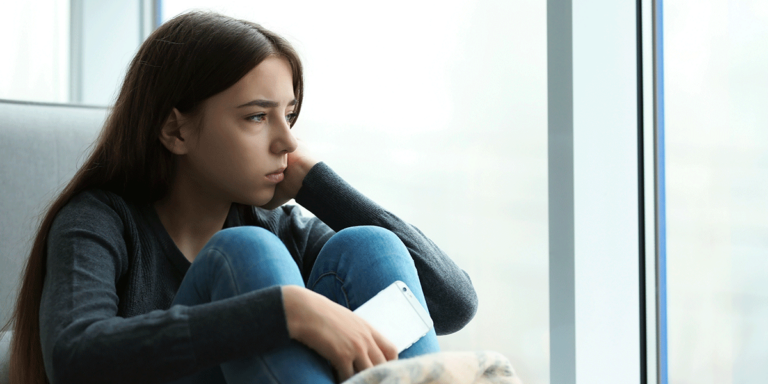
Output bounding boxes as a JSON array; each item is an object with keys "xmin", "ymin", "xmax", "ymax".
[{"xmin": 177, "ymin": 55, "xmax": 298, "ymax": 206}]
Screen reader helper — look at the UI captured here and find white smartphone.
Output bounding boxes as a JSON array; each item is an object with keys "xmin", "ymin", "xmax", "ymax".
[{"xmin": 353, "ymin": 281, "xmax": 434, "ymax": 353}]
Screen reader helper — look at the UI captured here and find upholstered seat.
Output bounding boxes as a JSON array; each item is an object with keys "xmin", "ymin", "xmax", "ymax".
[{"xmin": 0, "ymin": 99, "xmax": 107, "ymax": 382}]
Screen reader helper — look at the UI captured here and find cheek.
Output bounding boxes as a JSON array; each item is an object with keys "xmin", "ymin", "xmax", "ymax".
[{"xmin": 192, "ymin": 130, "xmax": 271, "ymax": 188}]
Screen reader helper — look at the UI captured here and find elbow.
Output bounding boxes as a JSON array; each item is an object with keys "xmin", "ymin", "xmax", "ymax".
[
  {"xmin": 48, "ymin": 333, "xmax": 106, "ymax": 384},
  {"xmin": 48, "ymin": 338, "xmax": 85, "ymax": 384},
  {"xmin": 433, "ymin": 285, "xmax": 479, "ymax": 336}
]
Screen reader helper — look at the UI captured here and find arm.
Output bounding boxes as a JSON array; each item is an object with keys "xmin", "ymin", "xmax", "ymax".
[
  {"xmin": 258, "ymin": 142, "xmax": 477, "ymax": 334},
  {"xmin": 39, "ymin": 191, "xmax": 291, "ymax": 384},
  {"xmin": 293, "ymin": 162, "xmax": 479, "ymax": 335}
]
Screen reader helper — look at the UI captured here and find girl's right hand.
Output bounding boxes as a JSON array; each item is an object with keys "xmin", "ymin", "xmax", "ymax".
[{"xmin": 281, "ymin": 285, "xmax": 398, "ymax": 382}]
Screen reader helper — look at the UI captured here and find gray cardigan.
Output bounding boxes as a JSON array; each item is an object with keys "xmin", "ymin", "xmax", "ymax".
[{"xmin": 39, "ymin": 162, "xmax": 478, "ymax": 383}]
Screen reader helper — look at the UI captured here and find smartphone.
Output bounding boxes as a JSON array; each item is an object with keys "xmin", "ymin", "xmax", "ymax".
[{"xmin": 353, "ymin": 281, "xmax": 434, "ymax": 353}]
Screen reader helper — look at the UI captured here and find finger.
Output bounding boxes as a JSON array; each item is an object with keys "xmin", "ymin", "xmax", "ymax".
[
  {"xmin": 368, "ymin": 341, "xmax": 387, "ymax": 366},
  {"xmin": 370, "ymin": 327, "xmax": 399, "ymax": 361},
  {"xmin": 332, "ymin": 368, "xmax": 340, "ymax": 384},
  {"xmin": 353, "ymin": 352, "xmax": 374, "ymax": 373},
  {"xmin": 335, "ymin": 362, "xmax": 354, "ymax": 383}
]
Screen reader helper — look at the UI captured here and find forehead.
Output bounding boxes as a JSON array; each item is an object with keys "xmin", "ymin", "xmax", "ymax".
[{"xmin": 210, "ymin": 56, "xmax": 295, "ymax": 107}]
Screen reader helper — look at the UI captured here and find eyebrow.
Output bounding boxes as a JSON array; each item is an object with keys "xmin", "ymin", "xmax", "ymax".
[{"xmin": 237, "ymin": 99, "xmax": 297, "ymax": 108}]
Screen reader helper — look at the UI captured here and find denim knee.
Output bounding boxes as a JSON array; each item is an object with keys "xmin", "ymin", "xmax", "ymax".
[
  {"xmin": 189, "ymin": 226, "xmax": 302, "ymax": 297},
  {"xmin": 194, "ymin": 226, "xmax": 297, "ymax": 278},
  {"xmin": 204, "ymin": 226, "xmax": 285, "ymax": 257},
  {"xmin": 327, "ymin": 226, "xmax": 413, "ymax": 266},
  {"xmin": 207, "ymin": 225, "xmax": 279, "ymax": 244}
]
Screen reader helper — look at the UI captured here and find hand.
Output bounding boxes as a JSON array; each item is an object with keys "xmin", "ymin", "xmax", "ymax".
[
  {"xmin": 282, "ymin": 286, "xmax": 398, "ymax": 382},
  {"xmin": 260, "ymin": 138, "xmax": 319, "ymax": 210}
]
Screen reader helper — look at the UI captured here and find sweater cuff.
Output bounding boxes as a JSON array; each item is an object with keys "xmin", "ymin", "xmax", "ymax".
[{"xmin": 186, "ymin": 285, "xmax": 291, "ymax": 365}]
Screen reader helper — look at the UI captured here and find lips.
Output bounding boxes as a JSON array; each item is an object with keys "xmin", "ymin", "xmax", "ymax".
[{"xmin": 265, "ymin": 167, "xmax": 286, "ymax": 183}]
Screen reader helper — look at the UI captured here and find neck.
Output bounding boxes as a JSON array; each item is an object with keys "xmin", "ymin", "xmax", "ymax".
[{"xmin": 153, "ymin": 170, "xmax": 231, "ymax": 263}]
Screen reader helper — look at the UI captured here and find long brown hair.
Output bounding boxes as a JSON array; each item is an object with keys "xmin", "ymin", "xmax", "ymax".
[{"xmin": 0, "ymin": 11, "xmax": 304, "ymax": 383}]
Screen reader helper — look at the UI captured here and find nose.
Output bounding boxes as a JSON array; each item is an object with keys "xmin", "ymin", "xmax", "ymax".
[{"xmin": 270, "ymin": 115, "xmax": 298, "ymax": 154}]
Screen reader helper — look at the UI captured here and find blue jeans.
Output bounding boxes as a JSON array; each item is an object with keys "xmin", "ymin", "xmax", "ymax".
[{"xmin": 168, "ymin": 226, "xmax": 440, "ymax": 384}]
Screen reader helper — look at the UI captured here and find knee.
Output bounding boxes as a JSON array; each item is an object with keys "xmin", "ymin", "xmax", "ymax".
[
  {"xmin": 332, "ymin": 226, "xmax": 402, "ymax": 249},
  {"xmin": 191, "ymin": 226, "xmax": 302, "ymax": 298},
  {"xmin": 328, "ymin": 226, "xmax": 412, "ymax": 265},
  {"xmin": 209, "ymin": 226, "xmax": 281, "ymax": 248},
  {"xmin": 200, "ymin": 226, "xmax": 290, "ymax": 265},
  {"xmin": 210, "ymin": 225, "xmax": 279, "ymax": 241}
]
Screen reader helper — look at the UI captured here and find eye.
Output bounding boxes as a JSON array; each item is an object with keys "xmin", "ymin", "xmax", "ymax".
[
  {"xmin": 285, "ymin": 112, "xmax": 298, "ymax": 124},
  {"xmin": 246, "ymin": 113, "xmax": 266, "ymax": 123}
]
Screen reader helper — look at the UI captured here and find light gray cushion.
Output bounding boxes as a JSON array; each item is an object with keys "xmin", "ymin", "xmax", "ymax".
[
  {"xmin": 0, "ymin": 330, "xmax": 10, "ymax": 382},
  {"xmin": 0, "ymin": 99, "xmax": 107, "ymax": 330}
]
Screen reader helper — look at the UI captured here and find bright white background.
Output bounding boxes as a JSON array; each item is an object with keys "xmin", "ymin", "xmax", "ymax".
[
  {"xmin": 0, "ymin": 0, "xmax": 70, "ymax": 103},
  {"xmin": 665, "ymin": 0, "xmax": 768, "ymax": 383},
  {"xmin": 163, "ymin": 1, "xmax": 551, "ymax": 383},
  {"xmin": 8, "ymin": 0, "xmax": 768, "ymax": 383},
  {"xmin": 1, "ymin": 1, "xmax": 551, "ymax": 383}
]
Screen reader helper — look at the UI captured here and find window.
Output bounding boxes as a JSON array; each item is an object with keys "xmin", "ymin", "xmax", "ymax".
[
  {"xmin": 0, "ymin": 0, "xmax": 70, "ymax": 103},
  {"xmin": 161, "ymin": 1, "xmax": 550, "ymax": 382},
  {"xmin": 664, "ymin": 1, "xmax": 768, "ymax": 382}
]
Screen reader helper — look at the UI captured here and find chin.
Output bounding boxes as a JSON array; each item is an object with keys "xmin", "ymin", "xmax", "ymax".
[
  {"xmin": 226, "ymin": 189, "xmax": 269, "ymax": 207},
  {"xmin": 246, "ymin": 190, "xmax": 275, "ymax": 207},
  {"xmin": 241, "ymin": 196, "xmax": 271, "ymax": 208}
]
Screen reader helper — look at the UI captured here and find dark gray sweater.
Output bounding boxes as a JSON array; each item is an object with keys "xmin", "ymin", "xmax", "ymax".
[{"xmin": 39, "ymin": 162, "xmax": 477, "ymax": 384}]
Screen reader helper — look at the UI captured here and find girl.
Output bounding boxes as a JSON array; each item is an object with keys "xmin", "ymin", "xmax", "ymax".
[{"xmin": 4, "ymin": 11, "xmax": 477, "ymax": 384}]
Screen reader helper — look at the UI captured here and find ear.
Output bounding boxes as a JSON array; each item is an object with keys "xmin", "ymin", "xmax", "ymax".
[{"xmin": 158, "ymin": 108, "xmax": 191, "ymax": 155}]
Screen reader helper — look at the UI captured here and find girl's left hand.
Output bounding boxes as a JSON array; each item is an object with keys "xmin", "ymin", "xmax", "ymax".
[{"xmin": 260, "ymin": 138, "xmax": 319, "ymax": 210}]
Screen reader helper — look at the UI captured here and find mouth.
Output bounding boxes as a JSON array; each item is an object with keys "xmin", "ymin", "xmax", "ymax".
[{"xmin": 265, "ymin": 167, "xmax": 286, "ymax": 183}]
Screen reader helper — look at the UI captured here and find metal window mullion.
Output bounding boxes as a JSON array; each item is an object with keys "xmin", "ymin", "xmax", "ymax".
[
  {"xmin": 651, "ymin": 1, "xmax": 668, "ymax": 383},
  {"xmin": 69, "ymin": 0, "xmax": 83, "ymax": 104}
]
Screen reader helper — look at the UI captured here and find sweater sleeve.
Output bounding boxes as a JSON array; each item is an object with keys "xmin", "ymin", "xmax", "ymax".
[
  {"xmin": 292, "ymin": 162, "xmax": 478, "ymax": 335},
  {"xmin": 39, "ymin": 191, "xmax": 291, "ymax": 384}
]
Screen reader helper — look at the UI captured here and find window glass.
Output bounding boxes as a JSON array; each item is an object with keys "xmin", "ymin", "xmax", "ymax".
[
  {"xmin": 0, "ymin": 0, "xmax": 70, "ymax": 103},
  {"xmin": 2, "ymin": 1, "xmax": 550, "ymax": 381},
  {"xmin": 0, "ymin": 0, "xmax": 143, "ymax": 106},
  {"xmin": 665, "ymin": 0, "xmax": 768, "ymax": 382},
  {"xmin": 162, "ymin": 1, "xmax": 550, "ymax": 382}
]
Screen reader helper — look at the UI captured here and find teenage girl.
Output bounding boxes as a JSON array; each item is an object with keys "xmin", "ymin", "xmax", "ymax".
[{"xmin": 3, "ymin": 11, "xmax": 477, "ymax": 384}]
